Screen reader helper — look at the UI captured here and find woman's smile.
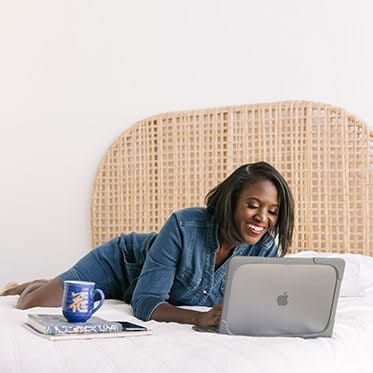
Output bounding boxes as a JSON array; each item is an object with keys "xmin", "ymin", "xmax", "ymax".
[{"xmin": 246, "ymin": 223, "xmax": 265, "ymax": 235}]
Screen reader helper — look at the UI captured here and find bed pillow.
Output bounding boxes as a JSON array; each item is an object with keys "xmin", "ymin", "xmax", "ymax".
[{"xmin": 289, "ymin": 251, "xmax": 368, "ymax": 297}]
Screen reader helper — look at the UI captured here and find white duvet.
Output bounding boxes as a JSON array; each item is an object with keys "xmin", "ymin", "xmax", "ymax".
[{"xmin": 1, "ymin": 252, "xmax": 372, "ymax": 373}]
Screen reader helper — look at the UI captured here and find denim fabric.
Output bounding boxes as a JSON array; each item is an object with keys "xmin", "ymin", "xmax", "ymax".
[
  {"xmin": 60, "ymin": 207, "xmax": 278, "ymax": 321},
  {"xmin": 60, "ymin": 232, "xmax": 157, "ymax": 304}
]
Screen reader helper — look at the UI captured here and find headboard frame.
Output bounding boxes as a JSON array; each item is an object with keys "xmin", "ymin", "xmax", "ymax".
[{"xmin": 91, "ymin": 101, "xmax": 373, "ymax": 255}]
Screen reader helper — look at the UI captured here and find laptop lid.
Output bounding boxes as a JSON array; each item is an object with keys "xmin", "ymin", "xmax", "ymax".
[{"xmin": 218, "ymin": 257, "xmax": 345, "ymax": 338}]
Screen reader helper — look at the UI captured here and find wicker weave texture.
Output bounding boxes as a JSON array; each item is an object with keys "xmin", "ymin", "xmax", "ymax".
[{"xmin": 91, "ymin": 101, "xmax": 373, "ymax": 255}]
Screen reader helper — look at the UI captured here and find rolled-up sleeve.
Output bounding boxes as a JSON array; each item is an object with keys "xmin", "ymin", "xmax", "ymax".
[{"xmin": 131, "ymin": 213, "xmax": 183, "ymax": 320}]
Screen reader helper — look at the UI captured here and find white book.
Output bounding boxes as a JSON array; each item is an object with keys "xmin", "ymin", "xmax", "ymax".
[
  {"xmin": 27, "ymin": 314, "xmax": 123, "ymax": 335},
  {"xmin": 24, "ymin": 323, "xmax": 152, "ymax": 341}
]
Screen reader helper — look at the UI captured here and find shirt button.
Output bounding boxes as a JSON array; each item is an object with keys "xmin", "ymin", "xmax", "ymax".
[{"xmin": 202, "ymin": 289, "xmax": 208, "ymax": 295}]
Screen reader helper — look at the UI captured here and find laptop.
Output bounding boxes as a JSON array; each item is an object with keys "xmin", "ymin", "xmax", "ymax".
[{"xmin": 195, "ymin": 256, "xmax": 345, "ymax": 338}]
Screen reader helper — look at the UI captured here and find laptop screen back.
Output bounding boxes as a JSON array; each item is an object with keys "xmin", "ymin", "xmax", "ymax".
[{"xmin": 219, "ymin": 257, "xmax": 345, "ymax": 338}]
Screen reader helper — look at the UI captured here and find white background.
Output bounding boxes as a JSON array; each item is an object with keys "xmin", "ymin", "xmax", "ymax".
[{"xmin": 0, "ymin": 0, "xmax": 372, "ymax": 288}]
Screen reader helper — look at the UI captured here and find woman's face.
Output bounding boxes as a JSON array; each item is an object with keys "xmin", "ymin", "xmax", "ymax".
[{"xmin": 233, "ymin": 179, "xmax": 279, "ymax": 245}]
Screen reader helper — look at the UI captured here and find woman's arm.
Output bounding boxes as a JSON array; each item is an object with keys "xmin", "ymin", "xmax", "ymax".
[
  {"xmin": 151, "ymin": 302, "xmax": 223, "ymax": 327},
  {"xmin": 131, "ymin": 214, "xmax": 185, "ymax": 320},
  {"xmin": 131, "ymin": 211, "xmax": 216, "ymax": 322}
]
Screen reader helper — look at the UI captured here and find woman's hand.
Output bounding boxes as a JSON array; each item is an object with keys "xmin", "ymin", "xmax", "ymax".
[{"xmin": 193, "ymin": 303, "xmax": 223, "ymax": 327}]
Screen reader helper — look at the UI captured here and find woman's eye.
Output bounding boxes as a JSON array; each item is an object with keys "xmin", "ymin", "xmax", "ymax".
[
  {"xmin": 248, "ymin": 204, "xmax": 258, "ymax": 209},
  {"xmin": 269, "ymin": 210, "xmax": 278, "ymax": 215}
]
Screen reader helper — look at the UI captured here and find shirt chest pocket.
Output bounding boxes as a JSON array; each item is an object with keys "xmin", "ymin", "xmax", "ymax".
[
  {"xmin": 175, "ymin": 269, "xmax": 202, "ymax": 291},
  {"xmin": 171, "ymin": 270, "xmax": 205, "ymax": 306}
]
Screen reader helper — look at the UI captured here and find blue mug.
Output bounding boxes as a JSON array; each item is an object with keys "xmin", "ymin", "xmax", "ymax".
[{"xmin": 62, "ymin": 280, "xmax": 105, "ymax": 323}]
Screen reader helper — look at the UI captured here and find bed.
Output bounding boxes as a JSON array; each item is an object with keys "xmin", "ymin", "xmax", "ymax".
[
  {"xmin": 1, "ymin": 253, "xmax": 373, "ymax": 373},
  {"xmin": 1, "ymin": 101, "xmax": 373, "ymax": 372}
]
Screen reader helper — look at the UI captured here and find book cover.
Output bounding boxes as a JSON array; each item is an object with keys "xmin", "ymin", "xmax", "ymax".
[
  {"xmin": 27, "ymin": 314, "xmax": 123, "ymax": 335},
  {"xmin": 23, "ymin": 323, "xmax": 152, "ymax": 341}
]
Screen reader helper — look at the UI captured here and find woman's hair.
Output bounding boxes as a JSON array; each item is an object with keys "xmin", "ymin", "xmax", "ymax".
[{"xmin": 205, "ymin": 162, "xmax": 294, "ymax": 256}]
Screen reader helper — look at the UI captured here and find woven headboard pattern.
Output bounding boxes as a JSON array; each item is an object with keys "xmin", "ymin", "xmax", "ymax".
[{"xmin": 91, "ymin": 101, "xmax": 373, "ymax": 255}]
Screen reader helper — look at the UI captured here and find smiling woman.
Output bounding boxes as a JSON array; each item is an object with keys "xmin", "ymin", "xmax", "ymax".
[
  {"xmin": 0, "ymin": 98, "xmax": 373, "ymax": 372},
  {"xmin": 205, "ymin": 162, "xmax": 294, "ymax": 256},
  {"xmin": 1, "ymin": 162, "xmax": 294, "ymax": 329},
  {"xmin": 234, "ymin": 179, "xmax": 279, "ymax": 243}
]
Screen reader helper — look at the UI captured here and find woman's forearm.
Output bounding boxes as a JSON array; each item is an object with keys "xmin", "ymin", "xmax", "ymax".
[
  {"xmin": 151, "ymin": 303, "xmax": 201, "ymax": 325},
  {"xmin": 151, "ymin": 302, "xmax": 222, "ymax": 327}
]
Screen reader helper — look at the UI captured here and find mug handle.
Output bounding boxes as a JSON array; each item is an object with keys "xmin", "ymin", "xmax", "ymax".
[{"xmin": 91, "ymin": 289, "xmax": 105, "ymax": 314}]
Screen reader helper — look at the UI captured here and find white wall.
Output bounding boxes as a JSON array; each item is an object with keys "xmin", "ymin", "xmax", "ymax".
[{"xmin": 0, "ymin": 0, "xmax": 372, "ymax": 288}]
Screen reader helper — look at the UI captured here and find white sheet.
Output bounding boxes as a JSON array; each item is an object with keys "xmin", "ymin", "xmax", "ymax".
[{"xmin": 1, "ymin": 253, "xmax": 373, "ymax": 373}]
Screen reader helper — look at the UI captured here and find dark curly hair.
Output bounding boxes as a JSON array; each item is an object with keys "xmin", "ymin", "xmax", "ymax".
[{"xmin": 205, "ymin": 162, "xmax": 294, "ymax": 256}]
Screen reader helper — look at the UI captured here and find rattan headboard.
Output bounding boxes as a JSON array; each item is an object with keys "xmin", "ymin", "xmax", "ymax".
[{"xmin": 91, "ymin": 101, "xmax": 373, "ymax": 255}]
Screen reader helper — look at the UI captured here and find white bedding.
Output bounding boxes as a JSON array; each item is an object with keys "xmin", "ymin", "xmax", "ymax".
[{"xmin": 1, "ymin": 253, "xmax": 373, "ymax": 373}]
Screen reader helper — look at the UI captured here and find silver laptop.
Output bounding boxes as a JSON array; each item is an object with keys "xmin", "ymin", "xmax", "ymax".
[{"xmin": 196, "ymin": 256, "xmax": 345, "ymax": 338}]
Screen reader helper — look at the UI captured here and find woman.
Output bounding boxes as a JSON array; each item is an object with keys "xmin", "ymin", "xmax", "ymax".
[{"xmin": 1, "ymin": 162, "xmax": 294, "ymax": 328}]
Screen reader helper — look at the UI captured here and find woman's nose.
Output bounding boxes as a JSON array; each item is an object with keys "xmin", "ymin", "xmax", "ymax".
[{"xmin": 254, "ymin": 211, "xmax": 266, "ymax": 222}]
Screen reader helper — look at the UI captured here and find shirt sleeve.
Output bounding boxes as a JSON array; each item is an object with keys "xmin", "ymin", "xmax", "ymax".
[{"xmin": 131, "ymin": 212, "xmax": 183, "ymax": 320}]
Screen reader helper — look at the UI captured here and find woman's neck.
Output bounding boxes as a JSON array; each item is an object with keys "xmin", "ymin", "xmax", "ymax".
[{"xmin": 215, "ymin": 228, "xmax": 236, "ymax": 269}]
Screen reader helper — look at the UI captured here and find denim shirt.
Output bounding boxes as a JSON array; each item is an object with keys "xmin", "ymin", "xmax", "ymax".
[{"xmin": 130, "ymin": 207, "xmax": 278, "ymax": 321}]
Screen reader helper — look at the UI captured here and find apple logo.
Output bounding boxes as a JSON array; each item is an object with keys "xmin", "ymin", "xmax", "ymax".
[{"xmin": 277, "ymin": 291, "xmax": 289, "ymax": 306}]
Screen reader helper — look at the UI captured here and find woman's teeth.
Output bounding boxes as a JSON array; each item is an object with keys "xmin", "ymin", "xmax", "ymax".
[{"xmin": 247, "ymin": 224, "xmax": 264, "ymax": 233}]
